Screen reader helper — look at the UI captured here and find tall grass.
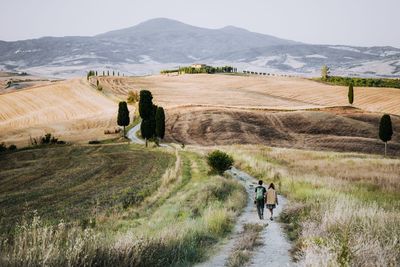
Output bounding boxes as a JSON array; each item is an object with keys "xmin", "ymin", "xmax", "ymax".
[
  {"xmin": 220, "ymin": 145, "xmax": 400, "ymax": 267},
  {"xmin": 0, "ymin": 150, "xmax": 247, "ymax": 267}
]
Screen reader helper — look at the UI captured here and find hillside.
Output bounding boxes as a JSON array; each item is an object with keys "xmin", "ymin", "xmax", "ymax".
[
  {"xmin": 0, "ymin": 79, "xmax": 121, "ymax": 146},
  {"xmin": 0, "ymin": 18, "xmax": 399, "ymax": 77},
  {"xmin": 166, "ymin": 106, "xmax": 400, "ymax": 156},
  {"xmin": 0, "ymin": 144, "xmax": 246, "ymax": 266},
  {"xmin": 98, "ymin": 74, "xmax": 400, "ymax": 115},
  {"xmin": 97, "ymin": 74, "xmax": 400, "ymax": 155}
]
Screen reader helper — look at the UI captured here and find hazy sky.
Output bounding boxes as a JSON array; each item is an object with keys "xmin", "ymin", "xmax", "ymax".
[{"xmin": 1, "ymin": 0, "xmax": 399, "ymax": 48}]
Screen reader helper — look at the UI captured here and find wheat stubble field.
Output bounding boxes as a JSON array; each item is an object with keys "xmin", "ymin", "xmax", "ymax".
[
  {"xmin": 98, "ymin": 74, "xmax": 400, "ymax": 114},
  {"xmin": 1, "ymin": 74, "xmax": 399, "ymax": 155},
  {"xmin": 0, "ymin": 79, "xmax": 120, "ymax": 146},
  {"xmin": 97, "ymin": 74, "xmax": 400, "ymax": 155}
]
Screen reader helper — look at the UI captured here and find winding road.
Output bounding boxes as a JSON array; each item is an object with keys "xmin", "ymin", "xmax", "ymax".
[{"xmin": 127, "ymin": 122, "xmax": 293, "ymax": 267}]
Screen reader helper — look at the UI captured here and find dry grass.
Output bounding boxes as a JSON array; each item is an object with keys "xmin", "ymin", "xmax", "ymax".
[
  {"xmin": 217, "ymin": 145, "xmax": 400, "ymax": 266},
  {"xmin": 0, "ymin": 147, "xmax": 247, "ymax": 266},
  {"xmin": 166, "ymin": 107, "xmax": 400, "ymax": 156},
  {"xmin": 226, "ymin": 223, "xmax": 266, "ymax": 267},
  {"xmin": 98, "ymin": 74, "xmax": 400, "ymax": 115},
  {"xmin": 0, "ymin": 79, "xmax": 128, "ymax": 146}
]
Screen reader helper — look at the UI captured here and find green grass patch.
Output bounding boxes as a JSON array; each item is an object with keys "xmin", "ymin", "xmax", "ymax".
[{"xmin": 0, "ymin": 144, "xmax": 175, "ymax": 236}]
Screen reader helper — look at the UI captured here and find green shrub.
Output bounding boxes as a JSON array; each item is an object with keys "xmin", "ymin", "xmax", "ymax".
[
  {"xmin": 88, "ymin": 140, "xmax": 101, "ymax": 144},
  {"xmin": 207, "ymin": 150, "xmax": 234, "ymax": 175}
]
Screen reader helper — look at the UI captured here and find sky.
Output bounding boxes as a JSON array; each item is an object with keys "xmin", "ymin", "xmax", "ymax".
[{"xmin": 1, "ymin": 0, "xmax": 399, "ymax": 48}]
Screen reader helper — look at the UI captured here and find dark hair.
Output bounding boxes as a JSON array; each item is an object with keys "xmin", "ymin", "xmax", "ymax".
[
  {"xmin": 258, "ymin": 180, "xmax": 263, "ymax": 185},
  {"xmin": 268, "ymin": 183, "xmax": 275, "ymax": 190}
]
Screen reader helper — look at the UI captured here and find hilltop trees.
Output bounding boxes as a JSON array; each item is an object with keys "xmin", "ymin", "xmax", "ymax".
[
  {"xmin": 139, "ymin": 90, "xmax": 165, "ymax": 147},
  {"xmin": 348, "ymin": 83, "xmax": 354, "ymax": 105},
  {"xmin": 379, "ymin": 114, "xmax": 393, "ymax": 157},
  {"xmin": 321, "ymin": 65, "xmax": 330, "ymax": 80},
  {"xmin": 117, "ymin": 101, "xmax": 130, "ymax": 137},
  {"xmin": 87, "ymin": 70, "xmax": 95, "ymax": 80}
]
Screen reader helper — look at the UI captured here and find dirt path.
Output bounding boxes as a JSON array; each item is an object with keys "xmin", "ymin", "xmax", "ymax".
[
  {"xmin": 196, "ymin": 167, "xmax": 293, "ymax": 267},
  {"xmin": 127, "ymin": 123, "xmax": 145, "ymax": 145},
  {"xmin": 127, "ymin": 125, "xmax": 293, "ymax": 266}
]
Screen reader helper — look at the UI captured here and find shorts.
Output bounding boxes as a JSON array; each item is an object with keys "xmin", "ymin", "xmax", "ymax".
[{"xmin": 266, "ymin": 204, "xmax": 276, "ymax": 209}]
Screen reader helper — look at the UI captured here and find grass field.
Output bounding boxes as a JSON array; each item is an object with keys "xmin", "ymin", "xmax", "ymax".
[
  {"xmin": 0, "ymin": 144, "xmax": 175, "ymax": 235},
  {"xmin": 213, "ymin": 145, "xmax": 400, "ymax": 266},
  {"xmin": 0, "ymin": 144, "xmax": 246, "ymax": 266}
]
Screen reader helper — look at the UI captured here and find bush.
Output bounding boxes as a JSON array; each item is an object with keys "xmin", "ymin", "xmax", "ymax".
[
  {"xmin": 127, "ymin": 90, "xmax": 139, "ymax": 104},
  {"xmin": 29, "ymin": 134, "xmax": 65, "ymax": 146},
  {"xmin": 207, "ymin": 150, "xmax": 234, "ymax": 175},
  {"xmin": 88, "ymin": 140, "xmax": 101, "ymax": 144},
  {"xmin": 0, "ymin": 143, "xmax": 7, "ymax": 152},
  {"xmin": 8, "ymin": 144, "xmax": 17, "ymax": 151}
]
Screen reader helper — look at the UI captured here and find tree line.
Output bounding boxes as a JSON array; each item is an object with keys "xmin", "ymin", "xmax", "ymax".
[
  {"xmin": 87, "ymin": 70, "xmax": 125, "ymax": 80},
  {"xmin": 320, "ymin": 65, "xmax": 400, "ymax": 88},
  {"xmin": 161, "ymin": 65, "xmax": 237, "ymax": 74}
]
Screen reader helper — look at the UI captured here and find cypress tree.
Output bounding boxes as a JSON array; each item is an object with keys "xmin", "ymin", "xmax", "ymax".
[
  {"xmin": 113, "ymin": 70, "xmax": 115, "ymax": 76},
  {"xmin": 155, "ymin": 107, "xmax": 165, "ymax": 139},
  {"xmin": 103, "ymin": 71, "xmax": 105, "ymax": 76},
  {"xmin": 348, "ymin": 83, "xmax": 354, "ymax": 105},
  {"xmin": 379, "ymin": 114, "xmax": 393, "ymax": 157},
  {"xmin": 95, "ymin": 71, "xmax": 98, "ymax": 76},
  {"xmin": 107, "ymin": 70, "xmax": 110, "ymax": 76},
  {"xmin": 139, "ymin": 90, "xmax": 154, "ymax": 119},
  {"xmin": 139, "ymin": 90, "xmax": 155, "ymax": 146},
  {"xmin": 117, "ymin": 101, "xmax": 130, "ymax": 137}
]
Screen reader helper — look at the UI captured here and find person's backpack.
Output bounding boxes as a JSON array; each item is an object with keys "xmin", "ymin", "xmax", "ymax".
[{"xmin": 256, "ymin": 187, "xmax": 264, "ymax": 201}]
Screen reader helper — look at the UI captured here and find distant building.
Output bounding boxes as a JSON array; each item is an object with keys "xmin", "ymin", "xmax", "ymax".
[{"xmin": 191, "ymin": 64, "xmax": 207, "ymax": 69}]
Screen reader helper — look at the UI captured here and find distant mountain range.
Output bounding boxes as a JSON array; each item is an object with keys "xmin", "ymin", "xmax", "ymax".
[{"xmin": 0, "ymin": 18, "xmax": 399, "ymax": 77}]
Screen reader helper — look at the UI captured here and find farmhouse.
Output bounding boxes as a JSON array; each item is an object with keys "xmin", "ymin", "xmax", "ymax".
[{"xmin": 191, "ymin": 63, "xmax": 207, "ymax": 69}]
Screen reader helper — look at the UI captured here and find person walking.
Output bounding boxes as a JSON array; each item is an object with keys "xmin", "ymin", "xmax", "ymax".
[
  {"xmin": 266, "ymin": 183, "xmax": 278, "ymax": 221},
  {"xmin": 254, "ymin": 180, "xmax": 266, "ymax": 220}
]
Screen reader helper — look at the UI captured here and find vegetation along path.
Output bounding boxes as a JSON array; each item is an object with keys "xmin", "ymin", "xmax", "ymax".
[
  {"xmin": 128, "ymin": 124, "xmax": 293, "ymax": 266},
  {"xmin": 196, "ymin": 167, "xmax": 293, "ymax": 267}
]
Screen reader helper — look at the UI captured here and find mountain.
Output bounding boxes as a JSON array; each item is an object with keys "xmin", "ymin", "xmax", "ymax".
[{"xmin": 0, "ymin": 18, "xmax": 399, "ymax": 77}]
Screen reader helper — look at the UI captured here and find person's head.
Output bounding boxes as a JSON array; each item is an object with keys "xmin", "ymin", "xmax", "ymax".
[
  {"xmin": 258, "ymin": 180, "xmax": 263, "ymax": 185},
  {"xmin": 268, "ymin": 183, "xmax": 275, "ymax": 190}
]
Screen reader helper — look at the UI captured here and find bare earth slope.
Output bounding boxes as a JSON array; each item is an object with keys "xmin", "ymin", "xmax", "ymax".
[
  {"xmin": 0, "ymin": 79, "xmax": 119, "ymax": 146},
  {"xmin": 165, "ymin": 107, "xmax": 400, "ymax": 156}
]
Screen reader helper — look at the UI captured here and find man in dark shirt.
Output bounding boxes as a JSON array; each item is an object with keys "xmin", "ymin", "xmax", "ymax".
[{"xmin": 254, "ymin": 180, "xmax": 267, "ymax": 220}]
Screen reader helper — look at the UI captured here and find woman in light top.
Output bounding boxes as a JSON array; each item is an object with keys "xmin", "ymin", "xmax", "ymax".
[{"xmin": 265, "ymin": 183, "xmax": 278, "ymax": 221}]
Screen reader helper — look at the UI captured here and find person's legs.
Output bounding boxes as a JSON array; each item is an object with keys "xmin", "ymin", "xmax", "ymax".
[
  {"xmin": 269, "ymin": 208, "xmax": 273, "ymax": 220},
  {"xmin": 256, "ymin": 201, "xmax": 264, "ymax": 220}
]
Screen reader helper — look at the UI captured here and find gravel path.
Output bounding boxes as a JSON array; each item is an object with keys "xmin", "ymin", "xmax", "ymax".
[
  {"xmin": 127, "ymin": 123, "xmax": 145, "ymax": 145},
  {"xmin": 197, "ymin": 167, "xmax": 293, "ymax": 267},
  {"xmin": 127, "ymin": 124, "xmax": 293, "ymax": 266}
]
